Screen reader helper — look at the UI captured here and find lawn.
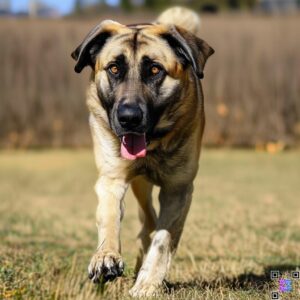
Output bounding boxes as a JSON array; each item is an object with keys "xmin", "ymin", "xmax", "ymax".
[{"xmin": 0, "ymin": 149, "xmax": 299, "ymax": 299}]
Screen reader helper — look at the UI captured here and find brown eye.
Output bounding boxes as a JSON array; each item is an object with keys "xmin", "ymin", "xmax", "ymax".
[
  {"xmin": 109, "ymin": 65, "xmax": 119, "ymax": 75},
  {"xmin": 151, "ymin": 66, "xmax": 161, "ymax": 75}
]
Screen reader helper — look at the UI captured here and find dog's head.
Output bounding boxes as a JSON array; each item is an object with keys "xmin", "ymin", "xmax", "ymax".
[{"xmin": 72, "ymin": 21, "xmax": 214, "ymax": 160}]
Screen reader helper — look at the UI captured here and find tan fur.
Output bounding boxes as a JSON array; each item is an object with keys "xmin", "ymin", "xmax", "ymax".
[
  {"xmin": 156, "ymin": 6, "xmax": 201, "ymax": 36},
  {"xmin": 72, "ymin": 8, "xmax": 214, "ymax": 297}
]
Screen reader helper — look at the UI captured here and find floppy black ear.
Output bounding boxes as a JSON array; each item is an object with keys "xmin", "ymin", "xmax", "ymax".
[
  {"xmin": 71, "ymin": 20, "xmax": 120, "ymax": 73},
  {"xmin": 161, "ymin": 26, "xmax": 214, "ymax": 79}
]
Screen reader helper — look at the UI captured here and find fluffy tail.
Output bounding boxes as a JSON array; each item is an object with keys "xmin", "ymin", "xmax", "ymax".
[{"xmin": 156, "ymin": 6, "xmax": 201, "ymax": 36}]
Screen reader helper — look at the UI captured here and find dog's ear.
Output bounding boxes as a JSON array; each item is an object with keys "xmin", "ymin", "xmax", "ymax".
[
  {"xmin": 161, "ymin": 26, "xmax": 214, "ymax": 79},
  {"xmin": 71, "ymin": 20, "xmax": 121, "ymax": 73}
]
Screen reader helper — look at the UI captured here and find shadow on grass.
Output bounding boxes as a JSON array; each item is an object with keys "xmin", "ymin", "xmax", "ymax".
[{"xmin": 165, "ymin": 264, "xmax": 299, "ymax": 292}]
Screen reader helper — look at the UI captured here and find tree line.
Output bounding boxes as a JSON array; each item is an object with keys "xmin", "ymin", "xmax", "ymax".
[{"xmin": 74, "ymin": 0, "xmax": 258, "ymax": 14}]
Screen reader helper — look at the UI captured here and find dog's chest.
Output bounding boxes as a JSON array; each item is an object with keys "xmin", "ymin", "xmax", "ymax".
[{"xmin": 129, "ymin": 150, "xmax": 188, "ymax": 185}]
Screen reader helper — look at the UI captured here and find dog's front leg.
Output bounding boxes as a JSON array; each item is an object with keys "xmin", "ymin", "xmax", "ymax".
[
  {"xmin": 130, "ymin": 183, "xmax": 193, "ymax": 297},
  {"xmin": 88, "ymin": 176, "xmax": 128, "ymax": 283}
]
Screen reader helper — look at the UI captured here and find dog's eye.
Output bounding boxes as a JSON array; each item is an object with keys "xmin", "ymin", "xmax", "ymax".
[
  {"xmin": 151, "ymin": 65, "xmax": 161, "ymax": 76},
  {"xmin": 109, "ymin": 64, "xmax": 119, "ymax": 75}
]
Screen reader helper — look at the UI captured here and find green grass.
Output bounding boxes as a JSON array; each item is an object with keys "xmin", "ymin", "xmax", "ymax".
[{"xmin": 0, "ymin": 149, "xmax": 299, "ymax": 299}]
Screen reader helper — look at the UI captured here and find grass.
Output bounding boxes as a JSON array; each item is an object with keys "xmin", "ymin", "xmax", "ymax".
[{"xmin": 0, "ymin": 149, "xmax": 300, "ymax": 299}]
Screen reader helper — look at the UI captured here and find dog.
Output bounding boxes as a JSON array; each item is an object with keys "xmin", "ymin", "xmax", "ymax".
[{"xmin": 71, "ymin": 7, "xmax": 214, "ymax": 297}]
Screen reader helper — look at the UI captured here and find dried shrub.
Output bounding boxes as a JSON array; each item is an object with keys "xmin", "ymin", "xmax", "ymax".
[{"xmin": 0, "ymin": 15, "xmax": 299, "ymax": 148}]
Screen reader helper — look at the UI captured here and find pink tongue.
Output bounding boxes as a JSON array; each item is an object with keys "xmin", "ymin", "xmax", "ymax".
[{"xmin": 121, "ymin": 134, "xmax": 147, "ymax": 160}]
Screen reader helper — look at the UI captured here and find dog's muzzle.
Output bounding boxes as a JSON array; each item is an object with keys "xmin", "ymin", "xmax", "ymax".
[{"xmin": 117, "ymin": 103, "xmax": 147, "ymax": 161}]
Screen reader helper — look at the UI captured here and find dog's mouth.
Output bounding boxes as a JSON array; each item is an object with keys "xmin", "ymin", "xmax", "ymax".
[{"xmin": 120, "ymin": 133, "xmax": 147, "ymax": 160}]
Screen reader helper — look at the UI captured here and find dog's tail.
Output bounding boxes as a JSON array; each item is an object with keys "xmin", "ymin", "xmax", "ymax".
[{"xmin": 156, "ymin": 6, "xmax": 201, "ymax": 36}]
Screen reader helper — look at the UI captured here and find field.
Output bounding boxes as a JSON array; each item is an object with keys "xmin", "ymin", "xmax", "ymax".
[
  {"xmin": 0, "ymin": 14, "xmax": 300, "ymax": 148},
  {"xmin": 0, "ymin": 149, "xmax": 300, "ymax": 299}
]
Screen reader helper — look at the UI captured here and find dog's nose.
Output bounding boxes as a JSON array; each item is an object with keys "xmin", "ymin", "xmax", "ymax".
[{"xmin": 117, "ymin": 103, "xmax": 143, "ymax": 129}]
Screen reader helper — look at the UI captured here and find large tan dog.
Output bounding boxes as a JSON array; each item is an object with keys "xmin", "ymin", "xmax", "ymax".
[{"xmin": 72, "ymin": 7, "xmax": 214, "ymax": 297}]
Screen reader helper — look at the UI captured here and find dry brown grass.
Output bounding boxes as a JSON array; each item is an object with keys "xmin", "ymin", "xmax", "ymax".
[
  {"xmin": 0, "ymin": 149, "xmax": 300, "ymax": 299},
  {"xmin": 202, "ymin": 14, "xmax": 300, "ymax": 148},
  {"xmin": 0, "ymin": 14, "xmax": 299, "ymax": 148}
]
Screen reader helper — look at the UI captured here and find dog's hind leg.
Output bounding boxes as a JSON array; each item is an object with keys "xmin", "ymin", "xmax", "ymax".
[
  {"xmin": 129, "ymin": 183, "xmax": 193, "ymax": 297},
  {"xmin": 131, "ymin": 176, "xmax": 157, "ymax": 274}
]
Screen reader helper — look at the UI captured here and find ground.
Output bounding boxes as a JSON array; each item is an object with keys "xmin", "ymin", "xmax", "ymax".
[{"xmin": 0, "ymin": 149, "xmax": 299, "ymax": 299}]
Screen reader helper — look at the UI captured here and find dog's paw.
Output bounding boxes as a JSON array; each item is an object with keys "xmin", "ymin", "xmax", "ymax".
[
  {"xmin": 129, "ymin": 271, "xmax": 162, "ymax": 298},
  {"xmin": 88, "ymin": 251, "xmax": 124, "ymax": 283}
]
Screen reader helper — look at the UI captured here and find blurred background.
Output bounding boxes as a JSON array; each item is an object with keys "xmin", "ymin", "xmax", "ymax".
[{"xmin": 0, "ymin": 0, "xmax": 299, "ymax": 150}]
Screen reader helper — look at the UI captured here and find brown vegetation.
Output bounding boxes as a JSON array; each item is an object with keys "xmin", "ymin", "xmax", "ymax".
[
  {"xmin": 1, "ymin": 150, "xmax": 300, "ymax": 299},
  {"xmin": 0, "ymin": 14, "xmax": 299, "ymax": 148}
]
